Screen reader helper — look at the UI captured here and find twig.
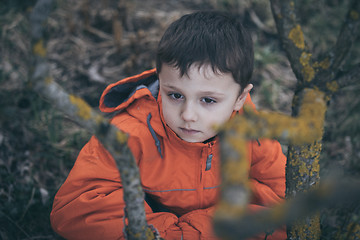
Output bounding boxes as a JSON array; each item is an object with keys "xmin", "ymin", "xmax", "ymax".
[
  {"xmin": 328, "ymin": 0, "xmax": 360, "ymax": 70},
  {"xmin": 19, "ymin": 187, "xmax": 36, "ymax": 222},
  {"xmin": 0, "ymin": 210, "xmax": 31, "ymax": 239}
]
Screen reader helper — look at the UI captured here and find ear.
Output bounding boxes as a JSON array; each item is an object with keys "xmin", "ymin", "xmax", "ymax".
[{"xmin": 233, "ymin": 84, "xmax": 253, "ymax": 111}]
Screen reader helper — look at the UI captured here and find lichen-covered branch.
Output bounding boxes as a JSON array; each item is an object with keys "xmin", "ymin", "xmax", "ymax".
[
  {"xmin": 29, "ymin": 1, "xmax": 153, "ymax": 239},
  {"xmin": 270, "ymin": 0, "xmax": 311, "ymax": 83},
  {"xmin": 214, "ymin": 178, "xmax": 360, "ymax": 239},
  {"xmin": 222, "ymin": 89, "xmax": 326, "ymax": 145},
  {"xmin": 215, "ymin": 88, "xmax": 326, "ymax": 239}
]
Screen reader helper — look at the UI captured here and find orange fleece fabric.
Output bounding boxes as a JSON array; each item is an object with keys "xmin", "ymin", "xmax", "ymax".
[{"xmin": 51, "ymin": 69, "xmax": 286, "ymax": 239}]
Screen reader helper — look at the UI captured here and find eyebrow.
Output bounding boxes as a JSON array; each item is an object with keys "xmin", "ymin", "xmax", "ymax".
[{"xmin": 162, "ymin": 85, "xmax": 226, "ymax": 97}]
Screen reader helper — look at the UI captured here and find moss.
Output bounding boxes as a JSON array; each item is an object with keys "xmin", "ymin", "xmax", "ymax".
[
  {"xmin": 69, "ymin": 95, "xmax": 92, "ymax": 120},
  {"xmin": 288, "ymin": 24, "xmax": 305, "ymax": 49},
  {"xmin": 33, "ymin": 39, "xmax": 47, "ymax": 57}
]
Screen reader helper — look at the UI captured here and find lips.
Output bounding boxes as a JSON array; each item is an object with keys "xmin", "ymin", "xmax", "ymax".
[{"xmin": 180, "ymin": 127, "xmax": 200, "ymax": 135}]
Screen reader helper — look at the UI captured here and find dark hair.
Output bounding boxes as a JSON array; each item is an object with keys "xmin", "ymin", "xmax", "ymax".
[{"xmin": 156, "ymin": 11, "xmax": 254, "ymax": 92}]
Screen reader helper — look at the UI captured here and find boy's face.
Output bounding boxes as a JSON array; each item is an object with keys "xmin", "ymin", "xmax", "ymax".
[{"xmin": 159, "ymin": 64, "xmax": 253, "ymax": 143}]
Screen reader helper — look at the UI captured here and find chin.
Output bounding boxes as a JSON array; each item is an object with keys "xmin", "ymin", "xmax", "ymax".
[{"xmin": 180, "ymin": 137, "xmax": 202, "ymax": 143}]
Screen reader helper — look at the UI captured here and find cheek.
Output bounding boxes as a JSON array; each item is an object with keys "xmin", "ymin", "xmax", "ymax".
[
  {"xmin": 205, "ymin": 106, "xmax": 234, "ymax": 126},
  {"xmin": 162, "ymin": 100, "xmax": 177, "ymax": 124}
]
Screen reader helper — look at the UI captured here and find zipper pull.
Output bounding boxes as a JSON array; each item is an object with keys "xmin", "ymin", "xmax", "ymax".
[{"xmin": 205, "ymin": 154, "xmax": 213, "ymax": 171}]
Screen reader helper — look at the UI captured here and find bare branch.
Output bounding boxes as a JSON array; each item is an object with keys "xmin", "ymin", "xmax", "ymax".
[
  {"xmin": 336, "ymin": 63, "xmax": 360, "ymax": 89},
  {"xmin": 329, "ymin": 0, "xmax": 360, "ymax": 70}
]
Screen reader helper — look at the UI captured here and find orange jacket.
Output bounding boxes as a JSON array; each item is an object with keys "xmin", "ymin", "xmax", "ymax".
[{"xmin": 51, "ymin": 69, "xmax": 286, "ymax": 239}]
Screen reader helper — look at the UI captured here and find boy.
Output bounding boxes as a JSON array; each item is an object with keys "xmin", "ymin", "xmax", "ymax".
[{"xmin": 51, "ymin": 11, "xmax": 286, "ymax": 239}]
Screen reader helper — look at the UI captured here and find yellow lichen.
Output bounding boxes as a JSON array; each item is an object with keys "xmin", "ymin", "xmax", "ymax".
[
  {"xmin": 288, "ymin": 25, "xmax": 305, "ymax": 49},
  {"xmin": 145, "ymin": 226, "xmax": 155, "ymax": 240},
  {"xmin": 33, "ymin": 39, "xmax": 47, "ymax": 57},
  {"xmin": 45, "ymin": 76, "xmax": 53, "ymax": 85},
  {"xmin": 69, "ymin": 95, "xmax": 92, "ymax": 120},
  {"xmin": 350, "ymin": 10, "xmax": 359, "ymax": 20},
  {"xmin": 315, "ymin": 58, "xmax": 330, "ymax": 70},
  {"xmin": 116, "ymin": 131, "xmax": 128, "ymax": 144},
  {"xmin": 95, "ymin": 114, "xmax": 105, "ymax": 125},
  {"xmin": 326, "ymin": 81, "xmax": 339, "ymax": 93},
  {"xmin": 299, "ymin": 52, "xmax": 315, "ymax": 82},
  {"xmin": 289, "ymin": 214, "xmax": 321, "ymax": 239}
]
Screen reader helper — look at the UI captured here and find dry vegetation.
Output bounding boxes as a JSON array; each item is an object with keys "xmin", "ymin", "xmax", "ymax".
[{"xmin": 0, "ymin": 0, "xmax": 359, "ymax": 239}]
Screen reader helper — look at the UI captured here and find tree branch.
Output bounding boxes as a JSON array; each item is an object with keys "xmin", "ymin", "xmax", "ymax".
[
  {"xmin": 270, "ymin": 0, "xmax": 312, "ymax": 83},
  {"xmin": 222, "ymin": 89, "xmax": 326, "ymax": 145},
  {"xmin": 29, "ymin": 1, "xmax": 152, "ymax": 239},
  {"xmin": 336, "ymin": 63, "xmax": 360, "ymax": 89},
  {"xmin": 214, "ymin": 178, "xmax": 360, "ymax": 239}
]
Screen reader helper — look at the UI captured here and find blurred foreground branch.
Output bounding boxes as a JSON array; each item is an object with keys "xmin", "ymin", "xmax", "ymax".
[
  {"xmin": 29, "ymin": 0, "xmax": 152, "ymax": 239},
  {"xmin": 215, "ymin": 177, "xmax": 360, "ymax": 239},
  {"xmin": 215, "ymin": 88, "xmax": 326, "ymax": 238}
]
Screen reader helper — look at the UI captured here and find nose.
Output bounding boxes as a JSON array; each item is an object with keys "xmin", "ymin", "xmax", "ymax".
[{"xmin": 181, "ymin": 102, "xmax": 197, "ymax": 122}]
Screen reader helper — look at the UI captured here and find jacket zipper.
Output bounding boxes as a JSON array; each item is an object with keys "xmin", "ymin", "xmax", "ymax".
[
  {"xmin": 199, "ymin": 142, "xmax": 214, "ymax": 209},
  {"xmin": 205, "ymin": 142, "xmax": 214, "ymax": 171}
]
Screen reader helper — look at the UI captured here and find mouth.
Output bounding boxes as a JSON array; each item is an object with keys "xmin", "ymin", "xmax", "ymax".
[{"xmin": 180, "ymin": 128, "xmax": 201, "ymax": 135}]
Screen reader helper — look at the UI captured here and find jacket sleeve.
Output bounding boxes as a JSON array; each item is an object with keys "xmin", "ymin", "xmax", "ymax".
[
  {"xmin": 249, "ymin": 139, "xmax": 286, "ymax": 206},
  {"xmin": 50, "ymin": 136, "xmax": 182, "ymax": 240},
  {"xmin": 247, "ymin": 138, "xmax": 287, "ymax": 239},
  {"xmin": 178, "ymin": 206, "xmax": 219, "ymax": 240}
]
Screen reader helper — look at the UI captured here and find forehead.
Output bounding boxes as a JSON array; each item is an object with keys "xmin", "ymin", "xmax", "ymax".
[{"xmin": 159, "ymin": 64, "xmax": 238, "ymax": 90}]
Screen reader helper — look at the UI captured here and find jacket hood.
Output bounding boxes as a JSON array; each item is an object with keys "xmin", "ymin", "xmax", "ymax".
[
  {"xmin": 99, "ymin": 69, "xmax": 158, "ymax": 113},
  {"xmin": 99, "ymin": 69, "xmax": 168, "ymax": 144}
]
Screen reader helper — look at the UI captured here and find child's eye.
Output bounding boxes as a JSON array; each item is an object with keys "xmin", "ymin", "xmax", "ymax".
[
  {"xmin": 169, "ymin": 93, "xmax": 183, "ymax": 100},
  {"xmin": 201, "ymin": 97, "xmax": 216, "ymax": 104}
]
